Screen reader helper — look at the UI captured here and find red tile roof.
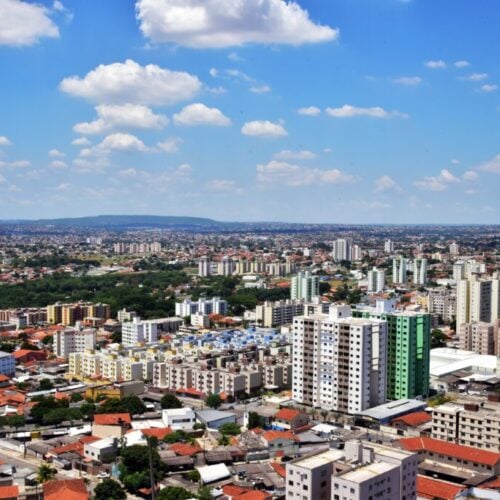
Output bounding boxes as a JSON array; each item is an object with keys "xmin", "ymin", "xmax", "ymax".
[
  {"xmin": 222, "ymin": 485, "xmax": 252, "ymax": 496},
  {"xmin": 141, "ymin": 427, "xmax": 173, "ymax": 439},
  {"xmin": 398, "ymin": 437, "xmax": 500, "ymax": 466},
  {"xmin": 43, "ymin": 479, "xmax": 89, "ymax": 500},
  {"xmin": 93, "ymin": 413, "xmax": 131, "ymax": 425},
  {"xmin": 481, "ymin": 477, "xmax": 500, "ymax": 490},
  {"xmin": 234, "ymin": 492, "xmax": 272, "ymax": 500},
  {"xmin": 416, "ymin": 476, "xmax": 465, "ymax": 499},
  {"xmin": 392, "ymin": 411, "xmax": 431, "ymax": 427},
  {"xmin": 271, "ymin": 461, "xmax": 286, "ymax": 478},
  {"xmin": 169, "ymin": 442, "xmax": 202, "ymax": 456},
  {"xmin": 262, "ymin": 430, "xmax": 298, "ymax": 443},
  {"xmin": 274, "ymin": 408, "xmax": 301, "ymax": 421},
  {"xmin": 0, "ymin": 485, "xmax": 19, "ymax": 499}
]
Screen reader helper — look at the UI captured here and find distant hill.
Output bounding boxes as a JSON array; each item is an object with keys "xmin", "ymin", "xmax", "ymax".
[{"xmin": 0, "ymin": 214, "xmax": 223, "ymax": 229}]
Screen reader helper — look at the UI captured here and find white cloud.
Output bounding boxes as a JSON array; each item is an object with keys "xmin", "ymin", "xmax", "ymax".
[
  {"xmin": 297, "ymin": 106, "xmax": 321, "ymax": 116},
  {"xmin": 0, "ymin": 0, "xmax": 59, "ymax": 46},
  {"xmin": 274, "ymin": 149, "xmax": 316, "ymax": 160},
  {"xmin": 60, "ymin": 59, "xmax": 202, "ymax": 105},
  {"xmin": 241, "ymin": 120, "xmax": 288, "ymax": 138},
  {"xmin": 250, "ymin": 85, "xmax": 271, "ymax": 94},
  {"xmin": 451, "ymin": 159, "xmax": 460, "ymax": 165},
  {"xmin": 393, "ymin": 76, "xmax": 422, "ymax": 86},
  {"xmin": 477, "ymin": 154, "xmax": 500, "ymax": 174},
  {"xmin": 71, "ymin": 137, "xmax": 91, "ymax": 147},
  {"xmin": 0, "ymin": 136, "xmax": 11, "ymax": 146},
  {"xmin": 0, "ymin": 173, "xmax": 6, "ymax": 183},
  {"xmin": 117, "ymin": 164, "xmax": 193, "ymax": 192},
  {"xmin": 463, "ymin": 170, "xmax": 478, "ymax": 181},
  {"xmin": 81, "ymin": 133, "xmax": 149, "ymax": 158},
  {"xmin": 173, "ymin": 103, "xmax": 231, "ymax": 127},
  {"xmin": 425, "ymin": 59, "xmax": 447, "ymax": 69},
  {"xmin": 257, "ymin": 160, "xmax": 356, "ymax": 187},
  {"xmin": 478, "ymin": 84, "xmax": 498, "ymax": 93},
  {"xmin": 461, "ymin": 73, "xmax": 488, "ymax": 81},
  {"xmin": 374, "ymin": 175, "xmax": 402, "ymax": 192},
  {"xmin": 74, "ymin": 104, "xmax": 168, "ymax": 135},
  {"xmin": 49, "ymin": 160, "xmax": 68, "ymax": 170},
  {"xmin": 325, "ymin": 105, "xmax": 408, "ymax": 119},
  {"xmin": 209, "ymin": 68, "xmax": 219, "ymax": 78},
  {"xmin": 48, "ymin": 148, "xmax": 65, "ymax": 158},
  {"xmin": 228, "ymin": 52, "xmax": 244, "ymax": 62},
  {"xmin": 55, "ymin": 182, "xmax": 71, "ymax": 191},
  {"xmin": 454, "ymin": 60, "xmax": 470, "ymax": 68},
  {"xmin": 135, "ymin": 0, "xmax": 338, "ymax": 48},
  {"xmin": 206, "ymin": 179, "xmax": 241, "ymax": 193},
  {"xmin": 414, "ymin": 169, "xmax": 460, "ymax": 191},
  {"xmin": 0, "ymin": 160, "xmax": 31, "ymax": 169},
  {"xmin": 157, "ymin": 137, "xmax": 183, "ymax": 153}
]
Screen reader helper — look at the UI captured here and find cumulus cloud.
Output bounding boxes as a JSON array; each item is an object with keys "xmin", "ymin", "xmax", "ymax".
[
  {"xmin": 454, "ymin": 60, "xmax": 470, "ymax": 68},
  {"xmin": 0, "ymin": 136, "xmax": 11, "ymax": 146},
  {"xmin": 0, "ymin": 160, "xmax": 31, "ymax": 169},
  {"xmin": 49, "ymin": 160, "xmax": 68, "ymax": 170},
  {"xmin": 173, "ymin": 103, "xmax": 231, "ymax": 126},
  {"xmin": 461, "ymin": 73, "xmax": 488, "ymax": 81},
  {"xmin": 73, "ymin": 104, "xmax": 168, "ymax": 135},
  {"xmin": 425, "ymin": 59, "xmax": 446, "ymax": 69},
  {"xmin": 80, "ymin": 133, "xmax": 149, "ymax": 158},
  {"xmin": 257, "ymin": 160, "xmax": 356, "ymax": 187},
  {"xmin": 374, "ymin": 175, "xmax": 402, "ymax": 192},
  {"xmin": 157, "ymin": 137, "xmax": 183, "ymax": 153},
  {"xmin": 478, "ymin": 84, "xmax": 498, "ymax": 93},
  {"xmin": 0, "ymin": 0, "xmax": 59, "ymax": 46},
  {"xmin": 241, "ymin": 120, "xmax": 287, "ymax": 138},
  {"xmin": 463, "ymin": 170, "xmax": 478, "ymax": 181},
  {"xmin": 117, "ymin": 164, "xmax": 193, "ymax": 192},
  {"xmin": 393, "ymin": 76, "xmax": 422, "ymax": 86},
  {"xmin": 274, "ymin": 150, "xmax": 316, "ymax": 160},
  {"xmin": 71, "ymin": 137, "xmax": 91, "ymax": 147},
  {"xmin": 60, "ymin": 59, "xmax": 202, "ymax": 105},
  {"xmin": 325, "ymin": 105, "xmax": 408, "ymax": 119},
  {"xmin": 297, "ymin": 106, "xmax": 321, "ymax": 116},
  {"xmin": 414, "ymin": 169, "xmax": 460, "ymax": 191},
  {"xmin": 206, "ymin": 179, "xmax": 242, "ymax": 193},
  {"xmin": 135, "ymin": 0, "xmax": 338, "ymax": 48},
  {"xmin": 477, "ymin": 154, "xmax": 500, "ymax": 174},
  {"xmin": 48, "ymin": 148, "xmax": 65, "ymax": 158}
]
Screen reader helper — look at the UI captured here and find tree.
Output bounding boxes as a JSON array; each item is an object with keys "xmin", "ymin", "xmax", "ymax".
[
  {"xmin": 110, "ymin": 331, "xmax": 122, "ymax": 344},
  {"xmin": 38, "ymin": 378, "xmax": 54, "ymax": 391},
  {"xmin": 186, "ymin": 469, "xmax": 200, "ymax": 482},
  {"xmin": 94, "ymin": 478, "xmax": 127, "ymax": 500},
  {"xmin": 157, "ymin": 486, "xmax": 193, "ymax": 500},
  {"xmin": 320, "ymin": 410, "xmax": 329, "ymax": 422},
  {"xmin": 247, "ymin": 412, "xmax": 264, "ymax": 429},
  {"xmin": 70, "ymin": 392, "xmax": 83, "ymax": 403},
  {"xmin": 160, "ymin": 394, "xmax": 182, "ymax": 410},
  {"xmin": 218, "ymin": 422, "xmax": 241, "ymax": 436},
  {"xmin": 431, "ymin": 329, "xmax": 447, "ymax": 348},
  {"xmin": 97, "ymin": 395, "xmax": 146, "ymax": 415},
  {"xmin": 198, "ymin": 486, "xmax": 212, "ymax": 500},
  {"xmin": 36, "ymin": 463, "xmax": 57, "ymax": 483},
  {"xmin": 206, "ymin": 393, "xmax": 221, "ymax": 409}
]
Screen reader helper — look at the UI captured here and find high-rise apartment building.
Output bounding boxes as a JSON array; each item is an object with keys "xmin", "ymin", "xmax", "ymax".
[
  {"xmin": 456, "ymin": 274, "xmax": 500, "ymax": 327},
  {"xmin": 121, "ymin": 317, "xmax": 159, "ymax": 347},
  {"xmin": 292, "ymin": 306, "xmax": 387, "ymax": 414},
  {"xmin": 392, "ymin": 257, "xmax": 407, "ymax": 285},
  {"xmin": 290, "ymin": 271, "xmax": 319, "ymax": 302},
  {"xmin": 449, "ymin": 242, "xmax": 459, "ymax": 255},
  {"xmin": 332, "ymin": 238, "xmax": 353, "ymax": 262},
  {"xmin": 413, "ymin": 258, "xmax": 428, "ymax": 285},
  {"xmin": 198, "ymin": 256, "xmax": 211, "ymax": 277},
  {"xmin": 47, "ymin": 302, "xmax": 111, "ymax": 326},
  {"xmin": 255, "ymin": 299, "xmax": 305, "ymax": 327},
  {"xmin": 459, "ymin": 322, "xmax": 497, "ymax": 355},
  {"xmin": 354, "ymin": 303, "xmax": 431, "ymax": 400},
  {"xmin": 384, "ymin": 239, "xmax": 394, "ymax": 253},
  {"xmin": 54, "ymin": 327, "xmax": 96, "ymax": 359},
  {"xmin": 367, "ymin": 267, "xmax": 385, "ymax": 293},
  {"xmin": 428, "ymin": 288, "xmax": 456, "ymax": 322},
  {"xmin": 218, "ymin": 256, "xmax": 234, "ymax": 276}
]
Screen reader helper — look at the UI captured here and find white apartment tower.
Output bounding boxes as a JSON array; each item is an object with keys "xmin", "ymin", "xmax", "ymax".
[
  {"xmin": 292, "ymin": 306, "xmax": 387, "ymax": 414},
  {"xmin": 413, "ymin": 258, "xmax": 428, "ymax": 285},
  {"xmin": 449, "ymin": 242, "xmax": 459, "ymax": 255},
  {"xmin": 384, "ymin": 239, "xmax": 394, "ymax": 253},
  {"xmin": 332, "ymin": 238, "xmax": 353, "ymax": 262},
  {"xmin": 392, "ymin": 257, "xmax": 407, "ymax": 285},
  {"xmin": 367, "ymin": 268, "xmax": 385, "ymax": 293},
  {"xmin": 198, "ymin": 256, "xmax": 211, "ymax": 277},
  {"xmin": 218, "ymin": 256, "xmax": 234, "ymax": 276},
  {"xmin": 291, "ymin": 271, "xmax": 319, "ymax": 302},
  {"xmin": 54, "ymin": 327, "xmax": 96, "ymax": 359},
  {"xmin": 121, "ymin": 317, "xmax": 159, "ymax": 347},
  {"xmin": 457, "ymin": 274, "xmax": 500, "ymax": 327}
]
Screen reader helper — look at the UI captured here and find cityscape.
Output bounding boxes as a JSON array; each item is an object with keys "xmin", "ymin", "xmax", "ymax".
[{"xmin": 0, "ymin": 1, "xmax": 499, "ymax": 500}]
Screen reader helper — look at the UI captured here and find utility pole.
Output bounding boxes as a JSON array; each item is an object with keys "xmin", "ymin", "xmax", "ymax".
[{"xmin": 147, "ymin": 436, "xmax": 156, "ymax": 500}]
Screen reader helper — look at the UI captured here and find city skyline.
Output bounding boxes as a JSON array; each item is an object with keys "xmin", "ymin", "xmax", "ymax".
[{"xmin": 1, "ymin": 0, "xmax": 499, "ymax": 223}]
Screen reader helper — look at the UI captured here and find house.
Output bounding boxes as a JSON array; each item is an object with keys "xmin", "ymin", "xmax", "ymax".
[
  {"xmin": 43, "ymin": 479, "xmax": 89, "ymax": 500},
  {"xmin": 261, "ymin": 430, "xmax": 299, "ymax": 456},
  {"xmin": 92, "ymin": 413, "xmax": 131, "ymax": 438},
  {"xmin": 161, "ymin": 407, "xmax": 196, "ymax": 430},
  {"xmin": 12, "ymin": 349, "xmax": 47, "ymax": 364},
  {"xmin": 84, "ymin": 436, "xmax": 117, "ymax": 462},
  {"xmin": 416, "ymin": 476, "xmax": 466, "ymax": 499},
  {"xmin": 273, "ymin": 408, "xmax": 309, "ymax": 430}
]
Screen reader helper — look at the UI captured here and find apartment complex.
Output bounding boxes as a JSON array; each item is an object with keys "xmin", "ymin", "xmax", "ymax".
[
  {"xmin": 354, "ymin": 303, "xmax": 431, "ymax": 400},
  {"xmin": 291, "ymin": 271, "xmax": 319, "ymax": 302},
  {"xmin": 0, "ymin": 351, "xmax": 15, "ymax": 376},
  {"xmin": 459, "ymin": 322, "xmax": 498, "ymax": 355},
  {"xmin": 431, "ymin": 396, "xmax": 500, "ymax": 452},
  {"xmin": 53, "ymin": 327, "xmax": 96, "ymax": 359},
  {"xmin": 175, "ymin": 297, "xmax": 228, "ymax": 317},
  {"xmin": 412, "ymin": 258, "xmax": 428, "ymax": 286},
  {"xmin": 286, "ymin": 440, "xmax": 418, "ymax": 500},
  {"xmin": 255, "ymin": 300, "xmax": 305, "ymax": 327},
  {"xmin": 427, "ymin": 288, "xmax": 456, "ymax": 322},
  {"xmin": 122, "ymin": 317, "xmax": 158, "ymax": 347},
  {"xmin": 392, "ymin": 257, "xmax": 407, "ymax": 285},
  {"xmin": 367, "ymin": 267, "xmax": 385, "ymax": 293},
  {"xmin": 47, "ymin": 302, "xmax": 111, "ymax": 326},
  {"xmin": 292, "ymin": 306, "xmax": 387, "ymax": 414}
]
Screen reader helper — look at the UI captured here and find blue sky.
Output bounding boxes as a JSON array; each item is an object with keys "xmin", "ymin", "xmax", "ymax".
[{"xmin": 0, "ymin": 0, "xmax": 499, "ymax": 223}]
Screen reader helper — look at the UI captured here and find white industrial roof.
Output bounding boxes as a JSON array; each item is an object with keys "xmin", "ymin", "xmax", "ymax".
[
  {"xmin": 430, "ymin": 348, "xmax": 498, "ymax": 377},
  {"xmin": 197, "ymin": 463, "xmax": 231, "ymax": 484}
]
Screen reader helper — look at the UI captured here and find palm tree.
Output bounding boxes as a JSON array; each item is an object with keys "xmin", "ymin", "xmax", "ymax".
[
  {"xmin": 36, "ymin": 463, "xmax": 57, "ymax": 483},
  {"xmin": 320, "ymin": 410, "xmax": 329, "ymax": 422}
]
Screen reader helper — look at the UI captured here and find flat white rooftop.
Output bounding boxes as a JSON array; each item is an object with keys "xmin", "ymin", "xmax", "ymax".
[
  {"xmin": 337, "ymin": 461, "xmax": 397, "ymax": 483},
  {"xmin": 430, "ymin": 348, "xmax": 498, "ymax": 377},
  {"xmin": 292, "ymin": 449, "xmax": 344, "ymax": 470}
]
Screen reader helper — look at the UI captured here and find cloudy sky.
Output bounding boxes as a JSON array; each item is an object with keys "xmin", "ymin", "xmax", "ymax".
[{"xmin": 0, "ymin": 0, "xmax": 499, "ymax": 223}]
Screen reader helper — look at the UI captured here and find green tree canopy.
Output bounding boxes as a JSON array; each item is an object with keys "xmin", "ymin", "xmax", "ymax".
[
  {"xmin": 206, "ymin": 393, "xmax": 221, "ymax": 409},
  {"xmin": 94, "ymin": 478, "xmax": 127, "ymax": 500},
  {"xmin": 160, "ymin": 394, "xmax": 183, "ymax": 410}
]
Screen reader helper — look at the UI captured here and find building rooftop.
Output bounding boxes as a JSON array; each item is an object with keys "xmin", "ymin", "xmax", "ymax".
[
  {"xmin": 290, "ymin": 449, "xmax": 344, "ymax": 470},
  {"xmin": 356, "ymin": 399, "xmax": 427, "ymax": 421},
  {"xmin": 430, "ymin": 348, "xmax": 498, "ymax": 377},
  {"xmin": 336, "ymin": 461, "xmax": 397, "ymax": 483}
]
